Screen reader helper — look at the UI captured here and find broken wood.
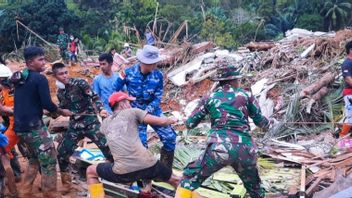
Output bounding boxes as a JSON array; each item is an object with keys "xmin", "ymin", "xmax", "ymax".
[
  {"xmin": 306, "ymin": 177, "xmax": 323, "ymax": 197},
  {"xmin": 299, "ymin": 72, "xmax": 335, "ymax": 98},
  {"xmin": 300, "ymin": 165, "xmax": 306, "ymax": 198},
  {"xmin": 245, "ymin": 42, "xmax": 276, "ymax": 51}
]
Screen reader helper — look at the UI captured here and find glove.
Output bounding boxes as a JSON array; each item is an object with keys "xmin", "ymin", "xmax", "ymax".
[{"xmin": 0, "ymin": 134, "xmax": 8, "ymax": 147}]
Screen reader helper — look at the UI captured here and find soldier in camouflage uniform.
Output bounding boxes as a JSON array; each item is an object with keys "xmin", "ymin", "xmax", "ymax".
[
  {"xmin": 175, "ymin": 66, "xmax": 271, "ymax": 198},
  {"xmin": 114, "ymin": 45, "xmax": 176, "ymax": 169},
  {"xmin": 52, "ymin": 63, "xmax": 113, "ymax": 194},
  {"xmin": 56, "ymin": 27, "xmax": 70, "ymax": 62}
]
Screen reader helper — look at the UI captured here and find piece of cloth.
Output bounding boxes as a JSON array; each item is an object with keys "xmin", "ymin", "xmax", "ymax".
[
  {"xmin": 112, "ymin": 53, "xmax": 128, "ymax": 72},
  {"xmin": 14, "ymin": 70, "xmax": 58, "ymax": 133},
  {"xmin": 344, "ymin": 95, "xmax": 352, "ymax": 124},
  {"xmin": 114, "ymin": 64, "xmax": 176, "ymax": 151},
  {"xmin": 16, "ymin": 126, "xmax": 57, "ymax": 180},
  {"xmin": 180, "ymin": 142, "xmax": 265, "ymax": 198},
  {"xmin": 145, "ymin": 32, "xmax": 155, "ymax": 46},
  {"xmin": 186, "ymin": 84, "xmax": 269, "ymax": 145},
  {"xmin": 0, "ymin": 88, "xmax": 19, "ymax": 157},
  {"xmin": 92, "ymin": 73, "xmax": 119, "ymax": 113},
  {"xmin": 342, "ymin": 58, "xmax": 352, "ymax": 96},
  {"xmin": 57, "ymin": 78, "xmax": 104, "ymax": 129},
  {"xmin": 57, "ymin": 123, "xmax": 112, "ymax": 172},
  {"xmin": 101, "ymin": 108, "xmax": 157, "ymax": 174},
  {"xmin": 96, "ymin": 161, "xmax": 171, "ymax": 184}
]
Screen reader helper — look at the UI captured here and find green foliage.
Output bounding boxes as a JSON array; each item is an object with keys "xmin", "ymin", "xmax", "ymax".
[
  {"xmin": 320, "ymin": 0, "xmax": 352, "ymax": 31},
  {"xmin": 296, "ymin": 14, "xmax": 324, "ymax": 31},
  {"xmin": 1, "ymin": 0, "xmax": 352, "ymax": 54},
  {"xmin": 0, "ymin": 0, "xmax": 78, "ymax": 52}
]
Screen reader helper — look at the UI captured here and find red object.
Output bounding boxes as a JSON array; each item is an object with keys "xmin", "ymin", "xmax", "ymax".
[
  {"xmin": 109, "ymin": 92, "xmax": 136, "ymax": 107},
  {"xmin": 343, "ymin": 88, "xmax": 352, "ymax": 96},
  {"xmin": 70, "ymin": 41, "xmax": 77, "ymax": 53}
]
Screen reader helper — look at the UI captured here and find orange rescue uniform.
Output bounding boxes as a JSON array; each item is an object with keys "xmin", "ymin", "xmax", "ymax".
[{"xmin": 0, "ymin": 88, "xmax": 18, "ymax": 157}]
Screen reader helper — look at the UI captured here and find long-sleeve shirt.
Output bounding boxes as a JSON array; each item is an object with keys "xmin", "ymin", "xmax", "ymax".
[
  {"xmin": 114, "ymin": 64, "xmax": 163, "ymax": 115},
  {"xmin": 92, "ymin": 73, "xmax": 119, "ymax": 113},
  {"xmin": 14, "ymin": 70, "xmax": 58, "ymax": 132},
  {"xmin": 57, "ymin": 78, "xmax": 104, "ymax": 129},
  {"xmin": 186, "ymin": 84, "xmax": 269, "ymax": 145}
]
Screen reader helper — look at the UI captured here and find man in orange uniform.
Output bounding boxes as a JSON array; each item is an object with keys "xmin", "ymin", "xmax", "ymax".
[{"xmin": 0, "ymin": 64, "xmax": 20, "ymax": 197}]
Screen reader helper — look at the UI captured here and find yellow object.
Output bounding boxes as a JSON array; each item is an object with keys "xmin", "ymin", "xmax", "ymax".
[
  {"xmin": 175, "ymin": 187, "xmax": 192, "ymax": 198},
  {"xmin": 88, "ymin": 183, "xmax": 105, "ymax": 198}
]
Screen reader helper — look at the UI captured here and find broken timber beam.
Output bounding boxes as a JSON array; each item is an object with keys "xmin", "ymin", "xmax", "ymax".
[{"xmin": 300, "ymin": 166, "xmax": 306, "ymax": 198}]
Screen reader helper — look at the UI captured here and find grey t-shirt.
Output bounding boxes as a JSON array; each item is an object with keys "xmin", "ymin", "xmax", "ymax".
[{"xmin": 101, "ymin": 108, "xmax": 157, "ymax": 174}]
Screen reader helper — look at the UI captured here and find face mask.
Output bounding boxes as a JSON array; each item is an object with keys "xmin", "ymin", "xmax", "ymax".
[{"xmin": 56, "ymin": 80, "xmax": 65, "ymax": 89}]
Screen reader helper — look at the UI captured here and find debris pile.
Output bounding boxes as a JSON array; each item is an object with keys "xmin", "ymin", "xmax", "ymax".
[{"xmin": 162, "ymin": 28, "xmax": 352, "ymax": 197}]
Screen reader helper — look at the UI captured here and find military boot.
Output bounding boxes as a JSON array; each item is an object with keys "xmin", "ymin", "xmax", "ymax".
[{"xmin": 160, "ymin": 147, "xmax": 174, "ymax": 169}]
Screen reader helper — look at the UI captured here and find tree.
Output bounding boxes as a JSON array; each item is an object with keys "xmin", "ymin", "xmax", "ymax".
[
  {"xmin": 0, "ymin": 0, "xmax": 79, "ymax": 52},
  {"xmin": 320, "ymin": 0, "xmax": 352, "ymax": 31}
]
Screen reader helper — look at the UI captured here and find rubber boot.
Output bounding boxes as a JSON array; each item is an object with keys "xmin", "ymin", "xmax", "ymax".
[
  {"xmin": 160, "ymin": 148, "xmax": 174, "ymax": 169},
  {"xmin": 340, "ymin": 123, "xmax": 352, "ymax": 137},
  {"xmin": 175, "ymin": 187, "xmax": 192, "ymax": 198},
  {"xmin": 19, "ymin": 162, "xmax": 39, "ymax": 197},
  {"xmin": 60, "ymin": 172, "xmax": 77, "ymax": 195},
  {"xmin": 175, "ymin": 187, "xmax": 201, "ymax": 198},
  {"xmin": 88, "ymin": 183, "xmax": 105, "ymax": 198}
]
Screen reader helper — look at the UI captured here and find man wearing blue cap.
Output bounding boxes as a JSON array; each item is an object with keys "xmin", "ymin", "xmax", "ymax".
[{"xmin": 114, "ymin": 45, "xmax": 176, "ymax": 169}]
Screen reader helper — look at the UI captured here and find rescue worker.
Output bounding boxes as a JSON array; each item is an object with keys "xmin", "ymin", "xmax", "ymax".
[
  {"xmin": 86, "ymin": 92, "xmax": 180, "ymax": 198},
  {"xmin": 12, "ymin": 46, "xmax": 72, "ymax": 197},
  {"xmin": 0, "ymin": 64, "xmax": 20, "ymax": 197},
  {"xmin": 56, "ymin": 27, "xmax": 70, "ymax": 63},
  {"xmin": 114, "ymin": 45, "xmax": 176, "ymax": 169},
  {"xmin": 52, "ymin": 63, "xmax": 113, "ymax": 194},
  {"xmin": 121, "ymin": 43, "xmax": 132, "ymax": 58},
  {"xmin": 175, "ymin": 66, "xmax": 271, "ymax": 198},
  {"xmin": 340, "ymin": 40, "xmax": 352, "ymax": 137},
  {"xmin": 93, "ymin": 53, "xmax": 119, "ymax": 114}
]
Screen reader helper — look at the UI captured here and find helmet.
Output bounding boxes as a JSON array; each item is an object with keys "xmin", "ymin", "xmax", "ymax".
[
  {"xmin": 0, "ymin": 64, "xmax": 13, "ymax": 78},
  {"xmin": 124, "ymin": 43, "xmax": 130, "ymax": 48}
]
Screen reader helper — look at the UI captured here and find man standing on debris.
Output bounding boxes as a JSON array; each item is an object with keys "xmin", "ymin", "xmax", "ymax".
[
  {"xmin": 175, "ymin": 66, "xmax": 270, "ymax": 198},
  {"xmin": 121, "ymin": 43, "xmax": 132, "ymax": 58},
  {"xmin": 93, "ymin": 53, "xmax": 119, "ymax": 114},
  {"xmin": 57, "ymin": 27, "xmax": 70, "ymax": 63},
  {"xmin": 340, "ymin": 41, "xmax": 352, "ymax": 137},
  {"xmin": 52, "ymin": 62, "xmax": 113, "ymax": 194},
  {"xmin": 12, "ymin": 46, "xmax": 72, "ymax": 197},
  {"xmin": 145, "ymin": 28, "xmax": 155, "ymax": 46},
  {"xmin": 114, "ymin": 45, "xmax": 177, "ymax": 169},
  {"xmin": 86, "ymin": 92, "xmax": 180, "ymax": 198}
]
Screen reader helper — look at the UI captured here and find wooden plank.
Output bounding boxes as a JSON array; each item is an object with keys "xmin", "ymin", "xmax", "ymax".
[
  {"xmin": 306, "ymin": 177, "xmax": 322, "ymax": 197},
  {"xmin": 299, "ymin": 165, "xmax": 306, "ymax": 198}
]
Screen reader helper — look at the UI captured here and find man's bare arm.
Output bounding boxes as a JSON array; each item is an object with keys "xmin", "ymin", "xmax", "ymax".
[{"xmin": 143, "ymin": 114, "xmax": 177, "ymax": 126}]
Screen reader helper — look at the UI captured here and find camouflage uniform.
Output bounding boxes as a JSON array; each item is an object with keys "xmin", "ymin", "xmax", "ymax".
[
  {"xmin": 114, "ymin": 64, "xmax": 176, "ymax": 151},
  {"xmin": 57, "ymin": 78, "xmax": 112, "ymax": 173},
  {"xmin": 180, "ymin": 67, "xmax": 269, "ymax": 198},
  {"xmin": 57, "ymin": 33, "xmax": 69, "ymax": 61}
]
